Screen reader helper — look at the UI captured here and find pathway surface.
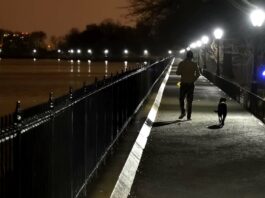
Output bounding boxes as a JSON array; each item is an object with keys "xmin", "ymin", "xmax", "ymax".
[{"xmin": 128, "ymin": 60, "xmax": 265, "ymax": 198}]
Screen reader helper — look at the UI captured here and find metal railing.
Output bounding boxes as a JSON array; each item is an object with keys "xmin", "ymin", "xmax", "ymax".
[
  {"xmin": 203, "ymin": 69, "xmax": 265, "ymax": 123},
  {"xmin": 0, "ymin": 57, "xmax": 172, "ymax": 198}
]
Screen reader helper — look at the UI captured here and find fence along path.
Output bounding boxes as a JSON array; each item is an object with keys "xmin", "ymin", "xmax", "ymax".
[{"xmin": 0, "ymin": 58, "xmax": 173, "ymax": 198}]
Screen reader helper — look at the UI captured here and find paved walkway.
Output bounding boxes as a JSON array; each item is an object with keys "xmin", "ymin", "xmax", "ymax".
[{"xmin": 128, "ymin": 60, "xmax": 265, "ymax": 198}]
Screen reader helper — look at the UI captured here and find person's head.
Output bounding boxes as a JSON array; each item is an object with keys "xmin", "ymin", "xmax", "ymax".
[
  {"xmin": 186, "ymin": 51, "xmax": 193, "ymax": 60},
  {"xmin": 219, "ymin": 97, "xmax": 226, "ymax": 103}
]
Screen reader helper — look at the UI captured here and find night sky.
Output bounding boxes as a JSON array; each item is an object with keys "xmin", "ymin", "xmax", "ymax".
[{"xmin": 0, "ymin": 0, "xmax": 131, "ymax": 36}]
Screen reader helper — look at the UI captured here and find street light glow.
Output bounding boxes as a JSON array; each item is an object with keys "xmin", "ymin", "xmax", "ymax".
[
  {"xmin": 179, "ymin": 49, "xmax": 186, "ymax": 54},
  {"xmin": 168, "ymin": 50, "xmax": 172, "ymax": 54},
  {"xmin": 57, "ymin": 49, "xmax": 61, "ymax": 53},
  {"xmin": 190, "ymin": 42, "xmax": 197, "ymax": 49},
  {"xmin": 250, "ymin": 9, "xmax": 265, "ymax": 27},
  {"xmin": 104, "ymin": 49, "xmax": 109, "ymax": 55},
  {"xmin": 196, "ymin": 41, "xmax": 202, "ymax": 47},
  {"xmin": 33, "ymin": 49, "xmax": 37, "ymax": 53},
  {"xmin": 186, "ymin": 47, "xmax": 191, "ymax": 51},
  {"xmin": 124, "ymin": 49, "xmax": 129, "ymax": 54},
  {"xmin": 77, "ymin": 49, "xmax": 82, "ymax": 54},
  {"xmin": 144, "ymin": 49, "xmax": 148, "ymax": 55},
  {"xmin": 201, "ymin": 35, "xmax": 209, "ymax": 44},
  {"xmin": 87, "ymin": 49, "xmax": 92, "ymax": 54},
  {"xmin": 213, "ymin": 28, "xmax": 224, "ymax": 39}
]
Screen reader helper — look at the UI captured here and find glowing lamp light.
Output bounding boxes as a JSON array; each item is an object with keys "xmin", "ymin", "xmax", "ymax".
[
  {"xmin": 196, "ymin": 40, "xmax": 202, "ymax": 47},
  {"xmin": 190, "ymin": 42, "xmax": 197, "ymax": 49},
  {"xmin": 250, "ymin": 9, "xmax": 265, "ymax": 27},
  {"xmin": 33, "ymin": 49, "xmax": 37, "ymax": 53},
  {"xmin": 186, "ymin": 47, "xmax": 191, "ymax": 51},
  {"xmin": 87, "ymin": 49, "xmax": 92, "ymax": 54},
  {"xmin": 168, "ymin": 50, "xmax": 172, "ymax": 55},
  {"xmin": 0, "ymin": 49, "xmax": 2, "ymax": 53},
  {"xmin": 213, "ymin": 28, "xmax": 224, "ymax": 39},
  {"xmin": 77, "ymin": 49, "xmax": 82, "ymax": 54},
  {"xmin": 179, "ymin": 49, "xmax": 186, "ymax": 54},
  {"xmin": 124, "ymin": 49, "xmax": 129, "ymax": 54},
  {"xmin": 57, "ymin": 49, "xmax": 61, "ymax": 53},
  {"xmin": 104, "ymin": 49, "xmax": 109, "ymax": 55},
  {"xmin": 262, "ymin": 70, "xmax": 265, "ymax": 77},
  {"xmin": 201, "ymin": 36, "xmax": 209, "ymax": 44},
  {"xmin": 144, "ymin": 50, "xmax": 148, "ymax": 55}
]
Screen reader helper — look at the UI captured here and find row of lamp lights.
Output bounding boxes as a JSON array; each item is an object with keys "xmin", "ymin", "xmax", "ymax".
[
  {"xmin": 179, "ymin": 8, "xmax": 265, "ymax": 80},
  {"xmin": 179, "ymin": 28, "xmax": 224, "ymax": 76}
]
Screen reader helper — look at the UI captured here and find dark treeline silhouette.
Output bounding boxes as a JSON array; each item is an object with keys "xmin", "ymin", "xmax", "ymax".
[{"xmin": 59, "ymin": 19, "xmax": 154, "ymax": 58}]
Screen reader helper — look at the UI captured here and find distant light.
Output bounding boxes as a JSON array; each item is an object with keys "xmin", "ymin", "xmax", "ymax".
[
  {"xmin": 57, "ymin": 58, "xmax": 61, "ymax": 62},
  {"xmin": 168, "ymin": 50, "xmax": 172, "ymax": 54},
  {"xmin": 77, "ymin": 49, "xmax": 82, "ymax": 54},
  {"xmin": 186, "ymin": 47, "xmax": 191, "ymax": 51},
  {"xmin": 262, "ymin": 70, "xmax": 265, "ymax": 77},
  {"xmin": 47, "ymin": 45, "xmax": 51, "ymax": 49},
  {"xmin": 179, "ymin": 49, "xmax": 186, "ymax": 54},
  {"xmin": 250, "ymin": 9, "xmax": 265, "ymax": 27},
  {"xmin": 190, "ymin": 42, "xmax": 197, "ymax": 49},
  {"xmin": 57, "ymin": 49, "xmax": 61, "ymax": 53},
  {"xmin": 69, "ymin": 49, "xmax": 74, "ymax": 54},
  {"xmin": 124, "ymin": 49, "xmax": 129, "ymax": 54},
  {"xmin": 104, "ymin": 49, "xmax": 109, "ymax": 55},
  {"xmin": 124, "ymin": 61, "xmax": 128, "ymax": 66},
  {"xmin": 144, "ymin": 50, "xmax": 148, "ymax": 55},
  {"xmin": 105, "ymin": 60, "xmax": 108, "ymax": 65},
  {"xmin": 33, "ymin": 58, "xmax": 37, "ymax": 61},
  {"xmin": 213, "ymin": 28, "xmax": 224, "ymax": 39},
  {"xmin": 87, "ymin": 49, "xmax": 92, "ymax": 54},
  {"xmin": 144, "ymin": 61, "xmax": 148, "ymax": 65},
  {"xmin": 88, "ymin": 60, "xmax": 91, "ymax": 64},
  {"xmin": 33, "ymin": 49, "xmax": 37, "ymax": 53},
  {"xmin": 70, "ymin": 59, "xmax": 74, "ymax": 63},
  {"xmin": 201, "ymin": 35, "xmax": 209, "ymax": 44},
  {"xmin": 77, "ymin": 60, "xmax": 81, "ymax": 64},
  {"xmin": 196, "ymin": 40, "xmax": 202, "ymax": 47}
]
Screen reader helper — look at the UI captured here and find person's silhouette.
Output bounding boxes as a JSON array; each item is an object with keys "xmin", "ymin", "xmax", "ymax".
[{"xmin": 176, "ymin": 51, "xmax": 200, "ymax": 120}]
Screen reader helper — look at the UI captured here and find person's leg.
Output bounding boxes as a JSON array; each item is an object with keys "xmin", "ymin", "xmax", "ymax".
[
  {"xmin": 186, "ymin": 84, "xmax": 195, "ymax": 119},
  {"xmin": 179, "ymin": 84, "xmax": 187, "ymax": 118}
]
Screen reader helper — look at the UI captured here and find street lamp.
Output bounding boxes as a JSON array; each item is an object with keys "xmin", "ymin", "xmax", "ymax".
[
  {"xmin": 213, "ymin": 28, "xmax": 224, "ymax": 76},
  {"xmin": 104, "ymin": 49, "xmax": 109, "ymax": 57},
  {"xmin": 201, "ymin": 35, "xmax": 209, "ymax": 69},
  {"xmin": 87, "ymin": 49, "xmax": 92, "ymax": 55},
  {"xmin": 250, "ymin": 8, "xmax": 265, "ymax": 93},
  {"xmin": 168, "ymin": 50, "xmax": 172, "ymax": 55},
  {"xmin": 124, "ymin": 49, "xmax": 129, "ymax": 55},
  {"xmin": 144, "ymin": 49, "xmax": 148, "ymax": 56}
]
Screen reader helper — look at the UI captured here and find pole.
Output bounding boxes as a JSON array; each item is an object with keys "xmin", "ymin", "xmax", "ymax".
[
  {"xmin": 216, "ymin": 40, "xmax": 220, "ymax": 76},
  {"xmin": 251, "ymin": 33, "xmax": 259, "ymax": 93}
]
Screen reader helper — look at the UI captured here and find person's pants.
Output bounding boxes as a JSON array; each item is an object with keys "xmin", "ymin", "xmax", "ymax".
[{"xmin": 179, "ymin": 83, "xmax": 195, "ymax": 118}]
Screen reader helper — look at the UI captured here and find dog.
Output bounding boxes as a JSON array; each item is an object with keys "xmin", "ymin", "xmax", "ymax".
[{"xmin": 214, "ymin": 97, "xmax": 227, "ymax": 127}]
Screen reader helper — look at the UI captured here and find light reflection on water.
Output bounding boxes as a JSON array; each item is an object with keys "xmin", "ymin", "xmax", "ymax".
[{"xmin": 0, "ymin": 59, "xmax": 136, "ymax": 115}]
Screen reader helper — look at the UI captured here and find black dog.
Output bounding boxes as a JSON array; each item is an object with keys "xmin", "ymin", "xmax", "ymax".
[{"xmin": 214, "ymin": 97, "xmax": 227, "ymax": 127}]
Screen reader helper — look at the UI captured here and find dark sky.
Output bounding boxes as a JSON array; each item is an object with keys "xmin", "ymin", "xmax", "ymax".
[{"xmin": 0, "ymin": 0, "xmax": 132, "ymax": 36}]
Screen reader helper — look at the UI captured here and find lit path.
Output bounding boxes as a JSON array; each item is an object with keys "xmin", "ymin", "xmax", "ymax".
[{"xmin": 127, "ymin": 60, "xmax": 265, "ymax": 198}]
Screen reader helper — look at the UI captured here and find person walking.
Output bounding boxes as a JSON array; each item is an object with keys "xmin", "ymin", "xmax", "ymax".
[{"xmin": 176, "ymin": 50, "xmax": 200, "ymax": 120}]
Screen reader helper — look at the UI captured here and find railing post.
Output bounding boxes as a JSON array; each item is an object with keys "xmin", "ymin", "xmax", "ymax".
[
  {"xmin": 14, "ymin": 101, "xmax": 22, "ymax": 198},
  {"xmin": 69, "ymin": 86, "xmax": 73, "ymax": 101},
  {"xmin": 49, "ymin": 92, "xmax": 54, "ymax": 110}
]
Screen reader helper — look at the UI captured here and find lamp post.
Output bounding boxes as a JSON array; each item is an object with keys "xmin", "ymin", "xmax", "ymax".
[
  {"xmin": 201, "ymin": 35, "xmax": 209, "ymax": 69},
  {"xmin": 213, "ymin": 28, "xmax": 224, "ymax": 76},
  {"xmin": 250, "ymin": 8, "xmax": 265, "ymax": 93}
]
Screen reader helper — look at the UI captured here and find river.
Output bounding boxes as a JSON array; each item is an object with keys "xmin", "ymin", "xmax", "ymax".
[{"xmin": 0, "ymin": 59, "xmax": 136, "ymax": 116}]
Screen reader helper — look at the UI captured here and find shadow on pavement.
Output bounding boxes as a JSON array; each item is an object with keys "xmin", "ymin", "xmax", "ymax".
[
  {"xmin": 153, "ymin": 120, "xmax": 188, "ymax": 127},
  {"xmin": 207, "ymin": 124, "xmax": 223, "ymax": 129}
]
